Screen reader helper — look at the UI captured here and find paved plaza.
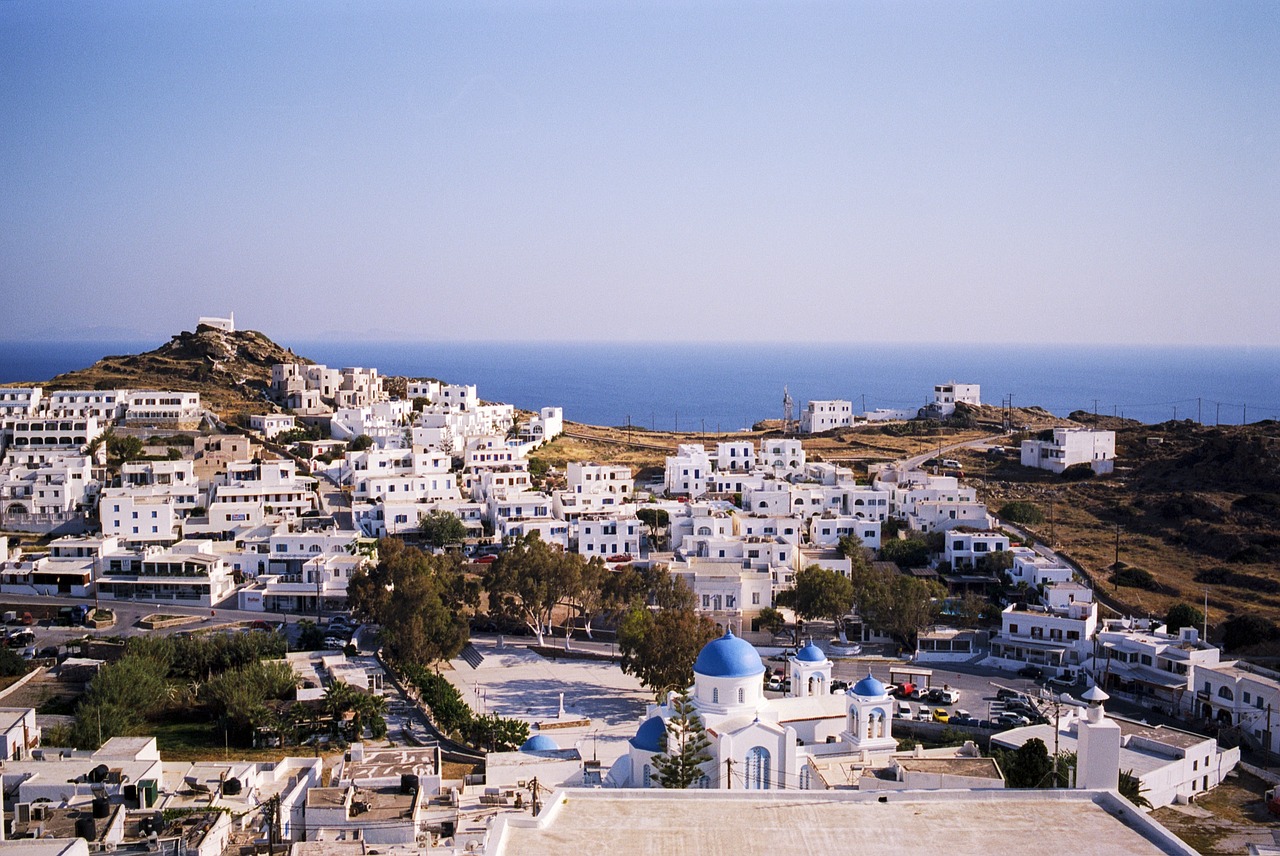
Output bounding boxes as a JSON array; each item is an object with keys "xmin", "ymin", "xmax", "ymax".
[{"xmin": 443, "ymin": 638, "xmax": 655, "ymax": 766}]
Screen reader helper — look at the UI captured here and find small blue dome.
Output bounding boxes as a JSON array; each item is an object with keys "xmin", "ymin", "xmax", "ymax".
[
  {"xmin": 851, "ymin": 672, "xmax": 887, "ymax": 697},
  {"xmin": 521, "ymin": 734, "xmax": 559, "ymax": 752},
  {"xmin": 630, "ymin": 716, "xmax": 667, "ymax": 752},
  {"xmin": 693, "ymin": 629, "xmax": 765, "ymax": 678},
  {"xmin": 795, "ymin": 642, "xmax": 826, "ymax": 663}
]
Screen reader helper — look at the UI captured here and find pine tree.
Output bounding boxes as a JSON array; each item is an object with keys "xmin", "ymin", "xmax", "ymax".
[{"xmin": 651, "ymin": 690, "xmax": 712, "ymax": 789}]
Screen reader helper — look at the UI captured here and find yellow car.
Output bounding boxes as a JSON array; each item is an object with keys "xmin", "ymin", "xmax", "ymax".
[{"xmin": 932, "ymin": 708, "xmax": 950, "ymax": 723}]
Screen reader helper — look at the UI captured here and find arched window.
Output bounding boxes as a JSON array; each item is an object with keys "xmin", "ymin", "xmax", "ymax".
[
  {"xmin": 1217, "ymin": 686, "xmax": 1234, "ymax": 700},
  {"xmin": 697, "ymin": 526, "xmax": 712, "ymax": 536},
  {"xmin": 745, "ymin": 747, "xmax": 771, "ymax": 790}
]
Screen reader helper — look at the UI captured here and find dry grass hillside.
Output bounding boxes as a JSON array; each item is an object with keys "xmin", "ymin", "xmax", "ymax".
[{"xmin": 965, "ymin": 416, "xmax": 1280, "ymax": 633}]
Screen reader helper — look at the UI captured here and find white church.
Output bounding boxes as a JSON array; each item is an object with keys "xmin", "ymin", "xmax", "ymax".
[{"xmin": 608, "ymin": 630, "xmax": 897, "ymax": 790}]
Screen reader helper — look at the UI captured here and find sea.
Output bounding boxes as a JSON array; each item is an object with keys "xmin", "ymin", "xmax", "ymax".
[{"xmin": 1, "ymin": 339, "xmax": 1277, "ymax": 432}]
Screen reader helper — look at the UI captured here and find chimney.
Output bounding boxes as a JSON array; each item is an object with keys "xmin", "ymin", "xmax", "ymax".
[{"xmin": 1076, "ymin": 685, "xmax": 1121, "ymax": 791}]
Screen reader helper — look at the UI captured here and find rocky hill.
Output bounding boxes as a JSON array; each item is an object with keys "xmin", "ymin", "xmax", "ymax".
[{"xmin": 35, "ymin": 324, "xmax": 311, "ymax": 416}]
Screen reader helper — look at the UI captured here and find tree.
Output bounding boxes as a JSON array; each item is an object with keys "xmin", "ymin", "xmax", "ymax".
[
  {"xmin": 977, "ymin": 549, "xmax": 1015, "ymax": 577},
  {"xmin": 104, "ymin": 431, "xmax": 145, "ymax": 466},
  {"xmin": 566, "ymin": 556, "xmax": 612, "ymax": 639},
  {"xmin": 348, "ymin": 434, "xmax": 375, "ymax": 452},
  {"xmin": 482, "ymin": 532, "xmax": 577, "ymax": 646},
  {"xmin": 296, "ymin": 620, "xmax": 326, "ymax": 651},
  {"xmin": 637, "ymin": 507, "xmax": 670, "ymax": 550},
  {"xmin": 467, "ymin": 714, "xmax": 530, "ymax": 752},
  {"xmin": 618, "ymin": 593, "xmax": 718, "ymax": 698},
  {"xmin": 850, "ymin": 563, "xmax": 944, "ymax": 649},
  {"xmin": 1165, "ymin": 603, "xmax": 1205, "ymax": 635},
  {"xmin": 880, "ymin": 536, "xmax": 933, "ymax": 569},
  {"xmin": 995, "ymin": 737, "xmax": 1055, "ymax": 788},
  {"xmin": 785, "ymin": 566, "xmax": 855, "ymax": 643},
  {"xmin": 1119, "ymin": 768, "xmax": 1152, "ymax": 809},
  {"xmin": 651, "ymin": 690, "xmax": 712, "ymax": 788},
  {"xmin": 348, "ymin": 539, "xmax": 471, "ymax": 666},
  {"xmin": 418, "ymin": 510, "xmax": 467, "ymax": 548},
  {"xmin": 756, "ymin": 606, "xmax": 787, "ymax": 638}
]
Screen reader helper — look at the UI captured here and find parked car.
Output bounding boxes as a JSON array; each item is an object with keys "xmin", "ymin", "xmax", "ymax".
[
  {"xmin": 915, "ymin": 707, "xmax": 933, "ymax": 721},
  {"xmin": 909, "ymin": 686, "xmax": 929, "ymax": 701},
  {"xmin": 893, "ymin": 681, "xmax": 916, "ymax": 698},
  {"xmin": 932, "ymin": 708, "xmax": 950, "ymax": 723},
  {"xmin": 323, "ymin": 636, "xmax": 347, "ymax": 649},
  {"xmin": 1017, "ymin": 665, "xmax": 1044, "ymax": 679},
  {"xmin": 895, "ymin": 702, "xmax": 913, "ymax": 719},
  {"xmin": 1046, "ymin": 675, "xmax": 1076, "ymax": 690},
  {"xmin": 951, "ymin": 715, "xmax": 981, "ymax": 727},
  {"xmin": 992, "ymin": 713, "xmax": 1030, "ymax": 728},
  {"xmin": 929, "ymin": 688, "xmax": 961, "ymax": 705}
]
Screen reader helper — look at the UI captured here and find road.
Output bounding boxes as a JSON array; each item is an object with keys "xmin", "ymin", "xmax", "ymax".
[
  {"xmin": 899, "ymin": 432, "xmax": 1008, "ymax": 472},
  {"xmin": 1, "ymin": 590, "xmax": 338, "ymax": 656}
]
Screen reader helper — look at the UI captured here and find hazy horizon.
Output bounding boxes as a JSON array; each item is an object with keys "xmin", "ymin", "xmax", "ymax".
[{"xmin": 3, "ymin": 2, "xmax": 1278, "ymax": 347}]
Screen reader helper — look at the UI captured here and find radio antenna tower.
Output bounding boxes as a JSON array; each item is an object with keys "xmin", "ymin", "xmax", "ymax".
[{"xmin": 782, "ymin": 386, "xmax": 794, "ymax": 434}]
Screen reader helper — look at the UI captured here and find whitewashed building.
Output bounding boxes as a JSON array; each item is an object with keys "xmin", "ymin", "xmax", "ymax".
[
  {"xmin": 1021, "ymin": 428, "xmax": 1116, "ymax": 475},
  {"xmin": 988, "ymin": 591, "xmax": 1098, "ymax": 678},
  {"xmin": 800, "ymin": 400, "xmax": 853, "ymax": 434}
]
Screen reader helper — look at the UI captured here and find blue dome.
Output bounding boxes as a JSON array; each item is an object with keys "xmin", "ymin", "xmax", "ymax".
[
  {"xmin": 693, "ymin": 629, "xmax": 765, "ymax": 678},
  {"xmin": 795, "ymin": 642, "xmax": 826, "ymax": 663},
  {"xmin": 630, "ymin": 716, "xmax": 667, "ymax": 752},
  {"xmin": 851, "ymin": 672, "xmax": 887, "ymax": 697},
  {"xmin": 520, "ymin": 734, "xmax": 559, "ymax": 752}
]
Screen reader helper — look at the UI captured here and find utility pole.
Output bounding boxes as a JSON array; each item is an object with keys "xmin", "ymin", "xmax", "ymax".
[
  {"xmin": 1216, "ymin": 402, "xmax": 1221, "ymax": 426},
  {"xmin": 725, "ymin": 758, "xmax": 734, "ymax": 789},
  {"xmin": 530, "ymin": 776, "xmax": 541, "ymax": 816},
  {"xmin": 1243, "ymin": 403, "xmax": 1247, "ymax": 425},
  {"xmin": 1114, "ymin": 523, "xmax": 1122, "ymax": 569},
  {"xmin": 1197, "ymin": 397, "xmax": 1202, "ymax": 424},
  {"xmin": 1093, "ymin": 399, "xmax": 1099, "ymax": 418}
]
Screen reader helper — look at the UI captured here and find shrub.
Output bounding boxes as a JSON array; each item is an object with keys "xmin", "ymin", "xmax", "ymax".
[
  {"xmin": 1222, "ymin": 614, "xmax": 1280, "ymax": 652},
  {"xmin": 998, "ymin": 501, "xmax": 1044, "ymax": 526},
  {"xmin": 1061, "ymin": 463, "xmax": 1095, "ymax": 481},
  {"xmin": 1112, "ymin": 567, "xmax": 1156, "ymax": 590}
]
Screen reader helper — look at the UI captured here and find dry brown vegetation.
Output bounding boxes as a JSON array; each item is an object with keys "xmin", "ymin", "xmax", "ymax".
[
  {"xmin": 1150, "ymin": 769, "xmax": 1280, "ymax": 854},
  {"xmin": 967, "ymin": 417, "xmax": 1280, "ymax": 633}
]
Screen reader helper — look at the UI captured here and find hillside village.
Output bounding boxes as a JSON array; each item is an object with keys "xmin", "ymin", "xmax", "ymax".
[{"xmin": 2, "ymin": 320, "xmax": 1280, "ymax": 854}]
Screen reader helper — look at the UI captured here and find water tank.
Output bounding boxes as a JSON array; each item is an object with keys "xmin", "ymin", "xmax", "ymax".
[
  {"xmin": 400, "ymin": 773, "xmax": 418, "ymax": 795},
  {"xmin": 92, "ymin": 797, "xmax": 111, "ymax": 818},
  {"xmin": 88, "ymin": 764, "xmax": 110, "ymax": 784},
  {"xmin": 75, "ymin": 817, "xmax": 96, "ymax": 840},
  {"xmin": 222, "ymin": 778, "xmax": 242, "ymax": 796}
]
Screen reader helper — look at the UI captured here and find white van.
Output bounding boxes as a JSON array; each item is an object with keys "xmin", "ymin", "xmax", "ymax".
[{"xmin": 896, "ymin": 702, "xmax": 913, "ymax": 719}]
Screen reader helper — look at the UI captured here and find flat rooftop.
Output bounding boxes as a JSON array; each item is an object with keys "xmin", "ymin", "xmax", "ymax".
[{"xmin": 487, "ymin": 788, "xmax": 1196, "ymax": 855}]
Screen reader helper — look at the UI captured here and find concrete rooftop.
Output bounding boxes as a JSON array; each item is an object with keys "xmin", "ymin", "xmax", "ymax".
[{"xmin": 487, "ymin": 788, "xmax": 1197, "ymax": 856}]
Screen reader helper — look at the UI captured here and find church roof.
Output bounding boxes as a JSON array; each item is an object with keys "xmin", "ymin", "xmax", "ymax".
[
  {"xmin": 851, "ymin": 672, "xmax": 888, "ymax": 698},
  {"xmin": 795, "ymin": 641, "xmax": 826, "ymax": 663},
  {"xmin": 521, "ymin": 734, "xmax": 559, "ymax": 752},
  {"xmin": 630, "ymin": 716, "xmax": 667, "ymax": 752},
  {"xmin": 694, "ymin": 629, "xmax": 765, "ymax": 678}
]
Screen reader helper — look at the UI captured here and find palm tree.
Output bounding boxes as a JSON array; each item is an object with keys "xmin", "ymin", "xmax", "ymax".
[{"xmin": 1119, "ymin": 769, "xmax": 1152, "ymax": 809}]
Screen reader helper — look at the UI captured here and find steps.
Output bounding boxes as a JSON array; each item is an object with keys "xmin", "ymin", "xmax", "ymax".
[{"xmin": 459, "ymin": 643, "xmax": 485, "ymax": 669}]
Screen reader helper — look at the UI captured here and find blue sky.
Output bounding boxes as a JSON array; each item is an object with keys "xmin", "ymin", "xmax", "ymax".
[{"xmin": 2, "ymin": 1, "xmax": 1277, "ymax": 345}]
